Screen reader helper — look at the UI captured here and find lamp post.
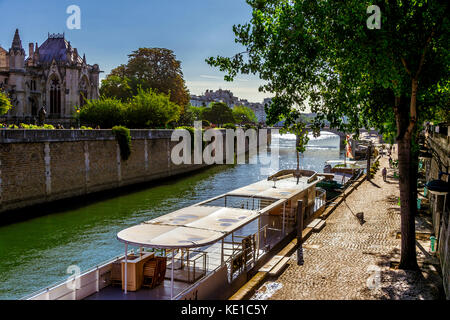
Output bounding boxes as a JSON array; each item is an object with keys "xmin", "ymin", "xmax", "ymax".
[{"xmin": 76, "ymin": 109, "xmax": 80, "ymax": 128}]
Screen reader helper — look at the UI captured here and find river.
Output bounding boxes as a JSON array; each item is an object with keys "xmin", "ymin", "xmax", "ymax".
[{"xmin": 0, "ymin": 132, "xmax": 343, "ymax": 299}]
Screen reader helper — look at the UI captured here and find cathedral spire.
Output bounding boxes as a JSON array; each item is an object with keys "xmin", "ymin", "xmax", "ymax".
[
  {"xmin": 11, "ymin": 28, "xmax": 23, "ymax": 50},
  {"xmin": 83, "ymin": 53, "xmax": 86, "ymax": 64}
]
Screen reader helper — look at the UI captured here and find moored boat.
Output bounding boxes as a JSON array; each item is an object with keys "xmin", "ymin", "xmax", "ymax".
[{"xmin": 23, "ymin": 170, "xmax": 327, "ymax": 300}]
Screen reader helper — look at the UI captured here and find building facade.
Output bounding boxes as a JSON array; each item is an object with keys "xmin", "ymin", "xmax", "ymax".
[{"xmin": 0, "ymin": 29, "xmax": 101, "ymax": 125}]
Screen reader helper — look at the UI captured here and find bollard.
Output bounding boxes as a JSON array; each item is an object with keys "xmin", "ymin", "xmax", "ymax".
[
  {"xmin": 417, "ymin": 198, "xmax": 421, "ymax": 210},
  {"xmin": 430, "ymin": 236, "xmax": 436, "ymax": 253}
]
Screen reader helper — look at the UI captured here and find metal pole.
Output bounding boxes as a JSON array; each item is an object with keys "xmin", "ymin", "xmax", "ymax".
[
  {"xmin": 187, "ymin": 248, "xmax": 190, "ymax": 283},
  {"xmin": 367, "ymin": 143, "xmax": 372, "ymax": 181},
  {"xmin": 124, "ymin": 244, "xmax": 128, "ymax": 294},
  {"xmin": 257, "ymin": 216, "xmax": 261, "ymax": 259},
  {"xmin": 297, "ymin": 200, "xmax": 304, "ymax": 266},
  {"xmin": 221, "ymin": 238, "xmax": 224, "ymax": 265},
  {"xmin": 171, "ymin": 252, "xmax": 174, "ymax": 300},
  {"xmin": 282, "ymin": 202, "xmax": 286, "ymax": 236}
]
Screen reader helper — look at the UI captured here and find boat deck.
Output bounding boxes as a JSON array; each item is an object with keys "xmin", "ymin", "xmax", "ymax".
[{"xmin": 85, "ymin": 279, "xmax": 190, "ymax": 300}]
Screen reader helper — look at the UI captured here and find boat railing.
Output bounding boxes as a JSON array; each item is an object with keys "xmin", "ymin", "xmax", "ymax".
[
  {"xmin": 21, "ymin": 252, "xmax": 129, "ymax": 300},
  {"xmin": 314, "ymin": 188, "xmax": 327, "ymax": 212},
  {"xmin": 185, "ymin": 251, "xmax": 207, "ymax": 283}
]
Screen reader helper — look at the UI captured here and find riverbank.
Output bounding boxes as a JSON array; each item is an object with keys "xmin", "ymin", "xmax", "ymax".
[{"xmin": 251, "ymin": 154, "xmax": 444, "ymax": 300}]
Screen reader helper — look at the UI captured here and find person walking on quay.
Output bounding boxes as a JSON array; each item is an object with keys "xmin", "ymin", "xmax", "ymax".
[{"xmin": 382, "ymin": 167, "xmax": 387, "ymax": 182}]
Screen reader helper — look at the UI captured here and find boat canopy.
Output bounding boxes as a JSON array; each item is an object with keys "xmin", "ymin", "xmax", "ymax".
[
  {"xmin": 117, "ymin": 206, "xmax": 260, "ymax": 249},
  {"xmin": 117, "ymin": 175, "xmax": 323, "ymax": 249},
  {"xmin": 227, "ymin": 176, "xmax": 320, "ymax": 199}
]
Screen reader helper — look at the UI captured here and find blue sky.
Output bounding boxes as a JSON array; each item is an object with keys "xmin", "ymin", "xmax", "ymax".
[{"xmin": 0, "ymin": 0, "xmax": 270, "ymax": 102}]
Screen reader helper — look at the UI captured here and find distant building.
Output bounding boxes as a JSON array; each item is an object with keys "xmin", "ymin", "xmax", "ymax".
[{"xmin": 0, "ymin": 29, "xmax": 101, "ymax": 125}]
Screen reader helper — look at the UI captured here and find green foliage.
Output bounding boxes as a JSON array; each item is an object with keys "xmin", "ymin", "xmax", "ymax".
[
  {"xmin": 100, "ymin": 75, "xmax": 134, "ymax": 102},
  {"xmin": 244, "ymin": 124, "xmax": 257, "ymax": 130},
  {"xmin": 112, "ymin": 126, "xmax": 132, "ymax": 161},
  {"xmin": 125, "ymin": 88, "xmax": 181, "ymax": 129},
  {"xmin": 79, "ymin": 97, "xmax": 126, "ymax": 129},
  {"xmin": 201, "ymin": 119, "xmax": 211, "ymax": 127},
  {"xmin": 188, "ymin": 106, "xmax": 207, "ymax": 121},
  {"xmin": 79, "ymin": 89, "xmax": 181, "ymax": 129},
  {"xmin": 0, "ymin": 123, "xmax": 56, "ymax": 130},
  {"xmin": 202, "ymin": 102, "xmax": 234, "ymax": 126},
  {"xmin": 223, "ymin": 123, "xmax": 237, "ymax": 130},
  {"xmin": 207, "ymin": 1, "xmax": 449, "ymax": 139},
  {"xmin": 108, "ymin": 48, "xmax": 190, "ymax": 107},
  {"xmin": 0, "ymin": 91, "xmax": 12, "ymax": 116},
  {"xmin": 232, "ymin": 105, "xmax": 257, "ymax": 124}
]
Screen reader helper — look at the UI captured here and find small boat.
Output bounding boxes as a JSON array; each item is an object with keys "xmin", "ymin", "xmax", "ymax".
[
  {"xmin": 23, "ymin": 170, "xmax": 327, "ymax": 300},
  {"xmin": 323, "ymin": 160, "xmax": 365, "ymax": 187}
]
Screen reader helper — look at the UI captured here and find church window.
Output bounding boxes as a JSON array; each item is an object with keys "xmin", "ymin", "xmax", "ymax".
[
  {"xmin": 79, "ymin": 77, "xmax": 88, "ymax": 107},
  {"xmin": 50, "ymin": 78, "xmax": 61, "ymax": 115}
]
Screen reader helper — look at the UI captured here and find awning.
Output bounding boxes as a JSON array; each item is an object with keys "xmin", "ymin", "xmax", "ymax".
[
  {"xmin": 117, "ymin": 206, "xmax": 260, "ymax": 249},
  {"xmin": 227, "ymin": 176, "xmax": 321, "ymax": 199}
]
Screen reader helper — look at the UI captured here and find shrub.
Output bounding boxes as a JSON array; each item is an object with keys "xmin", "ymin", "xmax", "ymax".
[
  {"xmin": 244, "ymin": 124, "xmax": 257, "ymax": 130},
  {"xmin": 232, "ymin": 105, "xmax": 257, "ymax": 125},
  {"xmin": 112, "ymin": 126, "xmax": 132, "ymax": 161},
  {"xmin": 0, "ymin": 92, "xmax": 12, "ymax": 116},
  {"xmin": 223, "ymin": 123, "xmax": 236, "ymax": 130},
  {"xmin": 201, "ymin": 120, "xmax": 211, "ymax": 127},
  {"xmin": 125, "ymin": 89, "xmax": 181, "ymax": 129},
  {"xmin": 79, "ymin": 97, "xmax": 126, "ymax": 129}
]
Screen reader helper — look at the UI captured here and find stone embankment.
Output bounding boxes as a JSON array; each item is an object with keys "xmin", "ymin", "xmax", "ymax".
[
  {"xmin": 0, "ymin": 129, "xmax": 270, "ymax": 218},
  {"xmin": 246, "ymin": 154, "xmax": 443, "ymax": 300}
]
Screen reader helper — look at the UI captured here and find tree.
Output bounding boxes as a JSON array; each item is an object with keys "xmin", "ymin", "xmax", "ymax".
[
  {"xmin": 99, "ymin": 75, "xmax": 133, "ymax": 102},
  {"xmin": 232, "ymin": 105, "xmax": 258, "ymax": 124},
  {"xmin": 202, "ymin": 102, "xmax": 234, "ymax": 126},
  {"xmin": 0, "ymin": 91, "xmax": 12, "ymax": 115},
  {"xmin": 107, "ymin": 48, "xmax": 190, "ymax": 108},
  {"xmin": 188, "ymin": 105, "xmax": 207, "ymax": 122},
  {"xmin": 207, "ymin": 0, "xmax": 449, "ymax": 270},
  {"xmin": 125, "ymin": 88, "xmax": 181, "ymax": 129}
]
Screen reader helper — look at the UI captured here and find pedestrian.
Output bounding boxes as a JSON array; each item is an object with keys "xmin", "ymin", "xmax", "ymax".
[
  {"xmin": 389, "ymin": 156, "xmax": 393, "ymax": 168},
  {"xmin": 382, "ymin": 167, "xmax": 387, "ymax": 182}
]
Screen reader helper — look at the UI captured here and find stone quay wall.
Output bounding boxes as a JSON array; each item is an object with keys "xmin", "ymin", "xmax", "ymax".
[
  {"xmin": 0, "ymin": 129, "xmax": 271, "ymax": 215},
  {"xmin": 425, "ymin": 125, "xmax": 450, "ymax": 299}
]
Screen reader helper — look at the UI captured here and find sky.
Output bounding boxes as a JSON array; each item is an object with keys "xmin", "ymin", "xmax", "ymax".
[{"xmin": 0, "ymin": 0, "xmax": 271, "ymax": 103}]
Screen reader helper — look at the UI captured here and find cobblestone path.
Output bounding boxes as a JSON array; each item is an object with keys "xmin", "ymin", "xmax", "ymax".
[{"xmin": 253, "ymin": 154, "xmax": 443, "ymax": 300}]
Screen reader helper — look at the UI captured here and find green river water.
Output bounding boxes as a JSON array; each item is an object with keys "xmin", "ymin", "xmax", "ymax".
[{"xmin": 0, "ymin": 133, "xmax": 343, "ymax": 299}]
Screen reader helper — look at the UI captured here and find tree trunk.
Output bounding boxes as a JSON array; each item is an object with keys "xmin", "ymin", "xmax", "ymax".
[{"xmin": 396, "ymin": 97, "xmax": 419, "ymax": 271}]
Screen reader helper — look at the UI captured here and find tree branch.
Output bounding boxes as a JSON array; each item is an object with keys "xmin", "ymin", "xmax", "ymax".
[
  {"xmin": 415, "ymin": 30, "xmax": 435, "ymax": 79},
  {"xmin": 401, "ymin": 57, "xmax": 411, "ymax": 76}
]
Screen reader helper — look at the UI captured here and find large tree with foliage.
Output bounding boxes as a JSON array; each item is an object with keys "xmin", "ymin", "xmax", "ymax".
[
  {"xmin": 202, "ymin": 102, "xmax": 235, "ymax": 126},
  {"xmin": 105, "ymin": 48, "xmax": 190, "ymax": 108},
  {"xmin": 99, "ymin": 75, "xmax": 134, "ymax": 102},
  {"xmin": 232, "ymin": 105, "xmax": 258, "ymax": 124},
  {"xmin": 0, "ymin": 91, "xmax": 12, "ymax": 115},
  {"xmin": 208, "ymin": 0, "xmax": 449, "ymax": 270}
]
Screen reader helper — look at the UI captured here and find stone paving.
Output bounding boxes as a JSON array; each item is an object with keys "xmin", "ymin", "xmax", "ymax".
[{"xmin": 252, "ymin": 154, "xmax": 444, "ymax": 300}]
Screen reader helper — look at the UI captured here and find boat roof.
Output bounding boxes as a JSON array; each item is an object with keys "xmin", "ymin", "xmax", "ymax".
[
  {"xmin": 117, "ymin": 174, "xmax": 323, "ymax": 249},
  {"xmin": 227, "ymin": 176, "xmax": 320, "ymax": 199}
]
